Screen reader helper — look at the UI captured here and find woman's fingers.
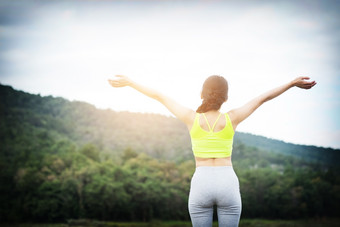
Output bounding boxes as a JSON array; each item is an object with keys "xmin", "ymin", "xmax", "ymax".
[
  {"xmin": 296, "ymin": 77, "xmax": 316, "ymax": 89},
  {"xmin": 292, "ymin": 76, "xmax": 316, "ymax": 89},
  {"xmin": 109, "ymin": 80, "xmax": 122, "ymax": 87},
  {"xmin": 108, "ymin": 77, "xmax": 130, "ymax": 87},
  {"xmin": 308, "ymin": 81, "xmax": 317, "ymax": 89}
]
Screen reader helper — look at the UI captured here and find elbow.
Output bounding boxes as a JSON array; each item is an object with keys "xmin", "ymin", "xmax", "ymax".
[
  {"xmin": 262, "ymin": 97, "xmax": 270, "ymax": 103},
  {"xmin": 262, "ymin": 94, "xmax": 274, "ymax": 103},
  {"xmin": 153, "ymin": 93, "xmax": 164, "ymax": 102},
  {"xmin": 256, "ymin": 96, "xmax": 268, "ymax": 106}
]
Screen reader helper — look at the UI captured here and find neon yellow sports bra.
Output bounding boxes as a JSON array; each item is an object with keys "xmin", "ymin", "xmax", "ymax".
[{"xmin": 190, "ymin": 113, "xmax": 234, "ymax": 158}]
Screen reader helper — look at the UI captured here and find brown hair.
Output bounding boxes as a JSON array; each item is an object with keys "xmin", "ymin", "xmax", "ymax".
[{"xmin": 196, "ymin": 75, "xmax": 228, "ymax": 113}]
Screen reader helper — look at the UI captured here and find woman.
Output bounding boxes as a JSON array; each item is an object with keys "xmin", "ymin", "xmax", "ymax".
[{"xmin": 108, "ymin": 75, "xmax": 316, "ymax": 227}]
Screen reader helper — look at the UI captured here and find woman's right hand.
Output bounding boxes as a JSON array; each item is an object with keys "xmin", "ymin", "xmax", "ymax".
[
  {"xmin": 291, "ymin": 77, "xmax": 317, "ymax": 89},
  {"xmin": 108, "ymin": 75, "xmax": 133, "ymax": 88}
]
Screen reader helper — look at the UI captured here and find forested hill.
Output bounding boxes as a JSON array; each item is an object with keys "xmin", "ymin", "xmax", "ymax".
[
  {"xmin": 1, "ymin": 83, "xmax": 338, "ymax": 165},
  {"xmin": 234, "ymin": 133, "xmax": 340, "ymax": 166},
  {"xmin": 1, "ymin": 83, "xmax": 340, "ymax": 222}
]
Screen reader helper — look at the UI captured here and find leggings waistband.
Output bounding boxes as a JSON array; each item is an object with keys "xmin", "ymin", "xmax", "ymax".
[{"xmin": 195, "ymin": 165, "xmax": 234, "ymax": 171}]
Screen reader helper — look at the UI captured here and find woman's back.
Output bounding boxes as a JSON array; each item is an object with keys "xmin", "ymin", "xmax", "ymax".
[
  {"xmin": 197, "ymin": 110, "xmax": 227, "ymax": 133},
  {"xmin": 190, "ymin": 110, "xmax": 234, "ymax": 167}
]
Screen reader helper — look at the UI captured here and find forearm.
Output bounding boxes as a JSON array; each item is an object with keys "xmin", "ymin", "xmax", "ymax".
[
  {"xmin": 259, "ymin": 81, "xmax": 294, "ymax": 104},
  {"xmin": 129, "ymin": 80, "xmax": 164, "ymax": 102}
]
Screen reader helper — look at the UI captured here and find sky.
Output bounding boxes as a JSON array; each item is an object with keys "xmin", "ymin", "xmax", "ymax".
[{"xmin": 0, "ymin": 0, "xmax": 339, "ymax": 149}]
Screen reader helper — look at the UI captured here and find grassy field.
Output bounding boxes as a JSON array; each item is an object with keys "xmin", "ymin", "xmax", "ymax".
[{"xmin": 1, "ymin": 219, "xmax": 339, "ymax": 227}]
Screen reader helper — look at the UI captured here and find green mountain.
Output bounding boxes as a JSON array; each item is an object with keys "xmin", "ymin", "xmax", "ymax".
[
  {"xmin": 1, "ymin": 83, "xmax": 338, "ymax": 165},
  {"xmin": 234, "ymin": 133, "xmax": 340, "ymax": 166},
  {"xmin": 0, "ymin": 84, "xmax": 339, "ymax": 222}
]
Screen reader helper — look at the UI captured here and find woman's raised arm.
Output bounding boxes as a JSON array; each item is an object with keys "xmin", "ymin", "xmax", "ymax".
[
  {"xmin": 228, "ymin": 77, "xmax": 316, "ymax": 131},
  {"xmin": 108, "ymin": 75, "xmax": 195, "ymax": 127}
]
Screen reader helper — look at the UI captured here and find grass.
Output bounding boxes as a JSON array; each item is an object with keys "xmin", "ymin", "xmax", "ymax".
[{"xmin": 1, "ymin": 218, "xmax": 339, "ymax": 227}]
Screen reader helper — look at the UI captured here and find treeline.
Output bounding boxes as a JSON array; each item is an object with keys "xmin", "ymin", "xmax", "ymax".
[
  {"xmin": 2, "ymin": 140, "xmax": 192, "ymax": 222},
  {"xmin": 232, "ymin": 144, "xmax": 340, "ymax": 218},
  {"xmin": 0, "ymin": 84, "xmax": 339, "ymax": 222},
  {"xmin": 1, "ymin": 137, "xmax": 338, "ymax": 222}
]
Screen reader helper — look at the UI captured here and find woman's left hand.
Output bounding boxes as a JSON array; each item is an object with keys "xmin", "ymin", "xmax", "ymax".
[
  {"xmin": 291, "ymin": 77, "xmax": 317, "ymax": 89},
  {"xmin": 108, "ymin": 75, "xmax": 132, "ymax": 87}
]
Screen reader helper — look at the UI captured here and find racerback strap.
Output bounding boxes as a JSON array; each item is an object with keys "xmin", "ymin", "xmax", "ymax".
[{"xmin": 202, "ymin": 113, "xmax": 222, "ymax": 132}]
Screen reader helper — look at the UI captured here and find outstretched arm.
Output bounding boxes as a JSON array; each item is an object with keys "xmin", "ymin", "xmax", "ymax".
[
  {"xmin": 228, "ymin": 77, "xmax": 316, "ymax": 131},
  {"xmin": 108, "ymin": 75, "xmax": 195, "ymax": 127}
]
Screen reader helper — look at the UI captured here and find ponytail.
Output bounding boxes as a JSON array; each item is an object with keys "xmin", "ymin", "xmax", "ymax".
[{"xmin": 196, "ymin": 75, "xmax": 228, "ymax": 113}]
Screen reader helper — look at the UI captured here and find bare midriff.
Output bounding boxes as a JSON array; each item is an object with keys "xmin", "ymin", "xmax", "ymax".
[{"xmin": 195, "ymin": 156, "xmax": 232, "ymax": 167}]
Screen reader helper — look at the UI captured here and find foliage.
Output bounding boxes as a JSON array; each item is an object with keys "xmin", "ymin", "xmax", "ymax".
[{"xmin": 0, "ymin": 84, "xmax": 339, "ymax": 223}]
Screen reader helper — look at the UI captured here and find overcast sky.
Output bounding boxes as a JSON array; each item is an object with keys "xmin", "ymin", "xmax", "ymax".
[{"xmin": 0, "ymin": 0, "xmax": 339, "ymax": 149}]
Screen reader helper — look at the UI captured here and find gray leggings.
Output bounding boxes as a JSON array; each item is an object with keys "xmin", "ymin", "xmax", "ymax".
[{"xmin": 188, "ymin": 166, "xmax": 242, "ymax": 227}]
